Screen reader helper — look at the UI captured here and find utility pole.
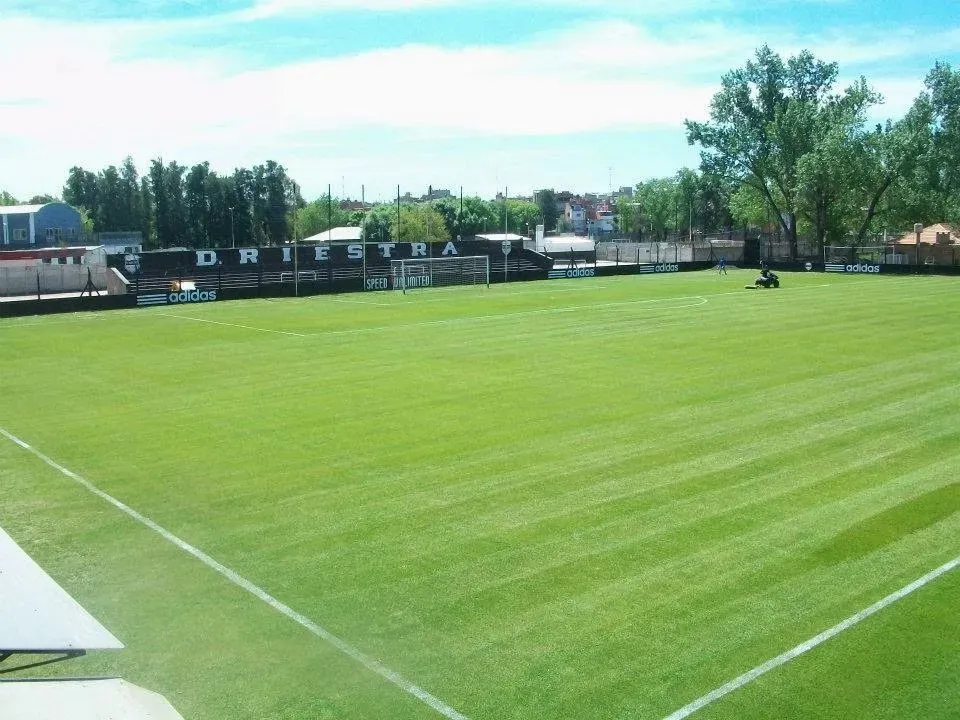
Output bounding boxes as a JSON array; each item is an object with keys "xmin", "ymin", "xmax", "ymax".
[{"xmin": 293, "ymin": 183, "xmax": 299, "ymax": 298}]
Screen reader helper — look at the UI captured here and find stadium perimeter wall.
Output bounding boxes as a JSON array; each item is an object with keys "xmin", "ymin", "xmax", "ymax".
[{"xmin": 3, "ymin": 242, "xmax": 959, "ymax": 318}]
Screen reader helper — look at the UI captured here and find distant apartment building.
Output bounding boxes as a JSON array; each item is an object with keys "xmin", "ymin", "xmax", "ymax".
[
  {"xmin": 422, "ymin": 186, "xmax": 452, "ymax": 201},
  {"xmin": 564, "ymin": 201, "xmax": 587, "ymax": 234}
]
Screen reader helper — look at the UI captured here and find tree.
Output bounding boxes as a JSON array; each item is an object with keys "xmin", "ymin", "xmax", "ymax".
[
  {"xmin": 63, "ymin": 167, "xmax": 99, "ymax": 223},
  {"xmin": 362, "ymin": 204, "xmax": 395, "ymax": 243},
  {"xmin": 616, "ymin": 195, "xmax": 642, "ymax": 237},
  {"xmin": 119, "ymin": 156, "xmax": 142, "ymax": 234},
  {"xmin": 636, "ymin": 178, "xmax": 680, "ymax": 241},
  {"xmin": 728, "ymin": 183, "xmax": 774, "ymax": 229},
  {"xmin": 148, "ymin": 160, "xmax": 170, "ymax": 247},
  {"xmin": 1, "ymin": 191, "xmax": 20, "ymax": 206},
  {"xmin": 230, "ymin": 168, "xmax": 255, "ymax": 247},
  {"xmin": 505, "ymin": 199, "xmax": 540, "ymax": 235},
  {"xmin": 296, "ymin": 194, "xmax": 352, "ymax": 239},
  {"xmin": 185, "ymin": 162, "xmax": 212, "ymax": 248},
  {"xmin": 913, "ymin": 62, "xmax": 960, "ymax": 225},
  {"xmin": 432, "ymin": 195, "xmax": 498, "ymax": 238},
  {"xmin": 96, "ymin": 165, "xmax": 125, "ymax": 232},
  {"xmin": 535, "ymin": 189, "xmax": 559, "ymax": 230},
  {"xmin": 138, "ymin": 177, "xmax": 154, "ymax": 247},
  {"xmin": 78, "ymin": 207, "xmax": 95, "ymax": 233},
  {"xmin": 27, "ymin": 193, "xmax": 57, "ymax": 204},
  {"xmin": 263, "ymin": 160, "xmax": 290, "ymax": 244},
  {"xmin": 393, "ymin": 204, "xmax": 450, "ymax": 244},
  {"xmin": 686, "ymin": 46, "xmax": 872, "ymax": 258}
]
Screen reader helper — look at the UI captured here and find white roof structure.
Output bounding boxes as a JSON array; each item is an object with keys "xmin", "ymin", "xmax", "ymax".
[
  {"xmin": 0, "ymin": 204, "xmax": 46, "ymax": 215},
  {"xmin": 0, "ymin": 526, "xmax": 122, "ymax": 652},
  {"xmin": 476, "ymin": 233, "xmax": 529, "ymax": 242},
  {"xmin": 540, "ymin": 236, "xmax": 595, "ymax": 253},
  {"xmin": 0, "ymin": 679, "xmax": 185, "ymax": 720},
  {"xmin": 302, "ymin": 226, "xmax": 363, "ymax": 243}
]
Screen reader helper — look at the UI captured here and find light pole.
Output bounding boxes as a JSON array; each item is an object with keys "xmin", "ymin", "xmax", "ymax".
[{"xmin": 229, "ymin": 206, "xmax": 235, "ymax": 248}]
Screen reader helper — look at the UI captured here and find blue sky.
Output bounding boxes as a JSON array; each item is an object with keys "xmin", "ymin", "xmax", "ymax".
[{"xmin": 3, "ymin": 0, "xmax": 959, "ymax": 202}]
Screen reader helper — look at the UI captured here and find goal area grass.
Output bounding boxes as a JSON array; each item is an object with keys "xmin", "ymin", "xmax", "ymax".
[{"xmin": 1, "ymin": 269, "xmax": 958, "ymax": 719}]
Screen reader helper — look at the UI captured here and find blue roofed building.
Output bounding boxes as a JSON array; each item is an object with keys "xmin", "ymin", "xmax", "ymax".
[{"xmin": 0, "ymin": 202, "xmax": 83, "ymax": 248}]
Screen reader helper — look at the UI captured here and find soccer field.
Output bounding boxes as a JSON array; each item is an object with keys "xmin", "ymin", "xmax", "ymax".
[{"xmin": 1, "ymin": 269, "xmax": 958, "ymax": 719}]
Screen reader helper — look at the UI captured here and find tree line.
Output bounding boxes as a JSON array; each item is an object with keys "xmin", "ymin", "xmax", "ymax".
[
  {"xmin": 4, "ymin": 49, "xmax": 957, "ymax": 256},
  {"xmin": 5, "ymin": 156, "xmax": 547, "ymax": 250}
]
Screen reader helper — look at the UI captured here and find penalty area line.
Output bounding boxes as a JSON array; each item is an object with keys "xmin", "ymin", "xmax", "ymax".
[
  {"xmin": 0, "ymin": 425, "xmax": 468, "ymax": 720},
  {"xmin": 663, "ymin": 554, "xmax": 960, "ymax": 720}
]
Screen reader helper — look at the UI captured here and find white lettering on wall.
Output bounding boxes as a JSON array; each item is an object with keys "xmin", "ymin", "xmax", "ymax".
[
  {"xmin": 347, "ymin": 244, "xmax": 363, "ymax": 260},
  {"xmin": 441, "ymin": 242, "xmax": 459, "ymax": 256},
  {"xmin": 316, "ymin": 246, "xmax": 330, "ymax": 261},
  {"xmin": 239, "ymin": 248, "xmax": 259, "ymax": 264},
  {"xmin": 378, "ymin": 243, "xmax": 397, "ymax": 258},
  {"xmin": 411, "ymin": 243, "xmax": 427, "ymax": 257},
  {"xmin": 196, "ymin": 250, "xmax": 217, "ymax": 267}
]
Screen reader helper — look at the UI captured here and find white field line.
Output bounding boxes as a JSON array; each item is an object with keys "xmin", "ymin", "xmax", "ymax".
[
  {"xmin": 160, "ymin": 283, "xmax": 832, "ymax": 339},
  {"xmin": 392, "ymin": 283, "xmax": 612, "ymax": 302},
  {"xmin": 663, "ymin": 554, "xmax": 960, "ymax": 720},
  {"xmin": 328, "ymin": 297, "xmax": 395, "ymax": 306},
  {"xmin": 157, "ymin": 313, "xmax": 308, "ymax": 337},
  {"xmin": 311, "ymin": 295, "xmax": 712, "ymax": 338},
  {"xmin": 0, "ymin": 275, "xmax": 916, "ymax": 336},
  {"xmin": 0, "ymin": 426, "xmax": 468, "ymax": 720}
]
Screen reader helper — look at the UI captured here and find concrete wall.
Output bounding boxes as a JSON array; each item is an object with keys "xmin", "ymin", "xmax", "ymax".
[
  {"xmin": 106, "ymin": 267, "xmax": 130, "ymax": 295},
  {"xmin": 0, "ymin": 264, "xmax": 108, "ymax": 296}
]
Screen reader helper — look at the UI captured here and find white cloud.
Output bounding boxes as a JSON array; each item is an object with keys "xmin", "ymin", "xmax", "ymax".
[
  {"xmin": 235, "ymin": 0, "xmax": 735, "ymax": 21},
  {"xmin": 0, "ymin": 12, "xmax": 952, "ymax": 198}
]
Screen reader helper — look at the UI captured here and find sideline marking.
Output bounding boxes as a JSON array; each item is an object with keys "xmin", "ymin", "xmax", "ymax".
[
  {"xmin": 157, "ymin": 313, "xmax": 308, "ymax": 337},
  {"xmin": 329, "ymin": 297, "xmax": 394, "ymax": 306},
  {"xmin": 663, "ymin": 554, "xmax": 960, "ymax": 719},
  {"xmin": 0, "ymin": 426, "xmax": 468, "ymax": 720}
]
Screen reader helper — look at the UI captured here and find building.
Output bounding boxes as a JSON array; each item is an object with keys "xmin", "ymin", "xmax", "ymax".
[
  {"xmin": 0, "ymin": 202, "xmax": 83, "ymax": 249},
  {"xmin": 893, "ymin": 223, "xmax": 960, "ymax": 264},
  {"xmin": 421, "ymin": 186, "xmax": 452, "ymax": 202},
  {"xmin": 564, "ymin": 201, "xmax": 587, "ymax": 234}
]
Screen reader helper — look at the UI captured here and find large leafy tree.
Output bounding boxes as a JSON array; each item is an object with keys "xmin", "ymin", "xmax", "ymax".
[
  {"xmin": 920, "ymin": 62, "xmax": 960, "ymax": 223},
  {"xmin": 687, "ymin": 46, "xmax": 866, "ymax": 257},
  {"xmin": 263, "ymin": 160, "xmax": 290, "ymax": 244},
  {"xmin": 393, "ymin": 204, "xmax": 450, "ymax": 244},
  {"xmin": 432, "ymin": 195, "xmax": 499, "ymax": 238},
  {"xmin": 295, "ymin": 194, "xmax": 353, "ymax": 238},
  {"xmin": 505, "ymin": 199, "xmax": 540, "ymax": 235},
  {"xmin": 184, "ymin": 162, "xmax": 211, "ymax": 248},
  {"xmin": 636, "ymin": 177, "xmax": 680, "ymax": 241},
  {"xmin": 616, "ymin": 195, "xmax": 642, "ymax": 237},
  {"xmin": 63, "ymin": 167, "xmax": 99, "ymax": 218}
]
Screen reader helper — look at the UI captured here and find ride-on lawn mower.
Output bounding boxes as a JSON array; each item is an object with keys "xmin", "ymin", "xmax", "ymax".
[{"xmin": 745, "ymin": 269, "xmax": 780, "ymax": 289}]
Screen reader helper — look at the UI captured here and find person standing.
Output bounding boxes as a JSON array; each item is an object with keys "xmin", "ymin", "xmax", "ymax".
[{"xmin": 718, "ymin": 255, "xmax": 727, "ymax": 275}]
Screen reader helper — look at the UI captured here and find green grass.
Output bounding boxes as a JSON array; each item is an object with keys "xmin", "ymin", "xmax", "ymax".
[{"xmin": 1, "ymin": 269, "xmax": 958, "ymax": 719}]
